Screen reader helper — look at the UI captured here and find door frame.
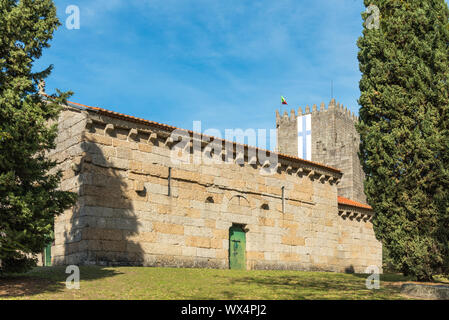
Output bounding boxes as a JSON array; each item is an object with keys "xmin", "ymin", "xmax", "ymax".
[{"xmin": 228, "ymin": 223, "xmax": 247, "ymax": 270}]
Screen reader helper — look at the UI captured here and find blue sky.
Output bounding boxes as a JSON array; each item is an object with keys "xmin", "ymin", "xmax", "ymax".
[{"xmin": 37, "ymin": 0, "xmax": 366, "ymax": 147}]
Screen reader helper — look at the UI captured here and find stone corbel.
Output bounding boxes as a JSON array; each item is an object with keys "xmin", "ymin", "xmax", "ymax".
[
  {"xmin": 235, "ymin": 152, "xmax": 244, "ymax": 165},
  {"xmin": 202, "ymin": 145, "xmax": 213, "ymax": 159},
  {"xmin": 85, "ymin": 118, "xmax": 93, "ymax": 130},
  {"xmin": 341, "ymin": 211, "xmax": 350, "ymax": 219},
  {"xmin": 275, "ymin": 162, "xmax": 282, "ymax": 173},
  {"xmin": 105, "ymin": 123, "xmax": 115, "ymax": 135},
  {"xmin": 248, "ymin": 153, "xmax": 258, "ymax": 167},
  {"xmin": 128, "ymin": 128, "xmax": 138, "ymax": 140},
  {"xmin": 308, "ymin": 170, "xmax": 316, "ymax": 180},
  {"xmin": 148, "ymin": 132, "xmax": 158, "ymax": 143},
  {"xmin": 165, "ymin": 136, "xmax": 175, "ymax": 147},
  {"xmin": 219, "ymin": 148, "xmax": 231, "ymax": 162},
  {"xmin": 349, "ymin": 211, "xmax": 358, "ymax": 220},
  {"xmin": 262, "ymin": 159, "xmax": 272, "ymax": 168},
  {"xmin": 219, "ymin": 148, "xmax": 227, "ymax": 160},
  {"xmin": 200, "ymin": 138, "xmax": 211, "ymax": 149}
]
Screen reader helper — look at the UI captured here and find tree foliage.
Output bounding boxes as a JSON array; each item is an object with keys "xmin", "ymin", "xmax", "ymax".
[
  {"xmin": 0, "ymin": 0, "xmax": 77, "ymax": 273},
  {"xmin": 357, "ymin": 0, "xmax": 449, "ymax": 281}
]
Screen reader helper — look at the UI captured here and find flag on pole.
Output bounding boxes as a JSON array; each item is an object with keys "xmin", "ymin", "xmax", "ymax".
[{"xmin": 281, "ymin": 96, "xmax": 288, "ymax": 105}]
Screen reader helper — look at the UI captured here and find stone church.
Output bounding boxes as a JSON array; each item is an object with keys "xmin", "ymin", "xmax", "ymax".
[{"xmin": 41, "ymin": 96, "xmax": 382, "ymax": 273}]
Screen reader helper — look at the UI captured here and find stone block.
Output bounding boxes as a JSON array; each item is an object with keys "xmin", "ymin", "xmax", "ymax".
[
  {"xmin": 247, "ymin": 251, "xmax": 264, "ymax": 260},
  {"xmin": 258, "ymin": 217, "xmax": 275, "ymax": 227},
  {"xmin": 186, "ymin": 236, "xmax": 211, "ymax": 248},
  {"xmin": 282, "ymin": 236, "xmax": 305, "ymax": 246},
  {"xmin": 124, "ymin": 231, "xmax": 157, "ymax": 243},
  {"xmin": 182, "ymin": 246, "xmax": 198, "ymax": 257},
  {"xmin": 153, "ymin": 222, "xmax": 184, "ymax": 235},
  {"xmin": 280, "ymin": 252, "xmax": 301, "ymax": 262},
  {"xmin": 197, "ymin": 248, "xmax": 216, "ymax": 259},
  {"xmin": 184, "ymin": 225, "xmax": 213, "ymax": 237},
  {"xmin": 84, "ymin": 132, "xmax": 112, "ymax": 146}
]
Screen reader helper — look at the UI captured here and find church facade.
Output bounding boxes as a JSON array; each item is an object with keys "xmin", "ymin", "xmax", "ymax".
[{"xmin": 44, "ymin": 98, "xmax": 382, "ymax": 273}]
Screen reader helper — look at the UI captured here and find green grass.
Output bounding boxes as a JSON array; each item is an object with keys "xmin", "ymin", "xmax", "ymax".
[{"xmin": 0, "ymin": 266, "xmax": 425, "ymax": 300}]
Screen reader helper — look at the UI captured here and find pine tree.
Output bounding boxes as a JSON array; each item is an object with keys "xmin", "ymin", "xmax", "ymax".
[
  {"xmin": 357, "ymin": 0, "xmax": 449, "ymax": 281},
  {"xmin": 0, "ymin": 0, "xmax": 77, "ymax": 273}
]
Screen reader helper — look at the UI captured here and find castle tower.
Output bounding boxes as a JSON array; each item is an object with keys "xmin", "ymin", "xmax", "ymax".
[{"xmin": 276, "ymin": 99, "xmax": 366, "ymax": 204}]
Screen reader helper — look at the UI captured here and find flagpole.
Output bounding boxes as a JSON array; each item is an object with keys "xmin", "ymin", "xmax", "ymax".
[{"xmin": 280, "ymin": 93, "xmax": 282, "ymax": 115}]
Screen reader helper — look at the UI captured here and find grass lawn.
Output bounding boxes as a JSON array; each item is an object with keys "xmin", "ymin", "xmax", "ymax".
[{"xmin": 1, "ymin": 266, "xmax": 435, "ymax": 300}]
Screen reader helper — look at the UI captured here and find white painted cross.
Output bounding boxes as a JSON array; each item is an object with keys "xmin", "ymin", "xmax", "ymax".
[{"xmin": 297, "ymin": 114, "xmax": 312, "ymax": 161}]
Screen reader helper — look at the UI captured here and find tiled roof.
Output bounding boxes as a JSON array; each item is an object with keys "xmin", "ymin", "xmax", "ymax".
[
  {"xmin": 338, "ymin": 196, "xmax": 372, "ymax": 210},
  {"xmin": 51, "ymin": 95, "xmax": 343, "ymax": 175}
]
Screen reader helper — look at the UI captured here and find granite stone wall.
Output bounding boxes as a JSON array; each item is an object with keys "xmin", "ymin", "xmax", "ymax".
[
  {"xmin": 47, "ymin": 107, "xmax": 88, "ymax": 265},
  {"xmin": 49, "ymin": 105, "xmax": 381, "ymax": 273}
]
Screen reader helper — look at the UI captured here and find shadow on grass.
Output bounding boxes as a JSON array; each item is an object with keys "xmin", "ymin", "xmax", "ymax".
[
  {"xmin": 349, "ymin": 273, "xmax": 413, "ymax": 282},
  {"xmin": 0, "ymin": 266, "xmax": 122, "ymax": 299},
  {"xmin": 192, "ymin": 273, "xmax": 381, "ymax": 300}
]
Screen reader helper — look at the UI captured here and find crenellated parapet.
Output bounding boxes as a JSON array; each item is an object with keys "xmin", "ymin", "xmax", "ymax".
[
  {"xmin": 276, "ymin": 97, "xmax": 366, "ymax": 204},
  {"xmin": 276, "ymin": 99, "xmax": 359, "ymax": 126}
]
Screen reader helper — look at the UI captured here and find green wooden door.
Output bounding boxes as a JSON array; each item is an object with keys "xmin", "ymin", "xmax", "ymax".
[
  {"xmin": 44, "ymin": 243, "xmax": 52, "ymax": 266},
  {"xmin": 229, "ymin": 225, "xmax": 246, "ymax": 270},
  {"xmin": 44, "ymin": 217, "xmax": 54, "ymax": 267}
]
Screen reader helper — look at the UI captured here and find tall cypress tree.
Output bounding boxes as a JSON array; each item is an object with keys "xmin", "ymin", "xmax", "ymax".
[
  {"xmin": 0, "ymin": 0, "xmax": 77, "ymax": 273},
  {"xmin": 357, "ymin": 0, "xmax": 449, "ymax": 281}
]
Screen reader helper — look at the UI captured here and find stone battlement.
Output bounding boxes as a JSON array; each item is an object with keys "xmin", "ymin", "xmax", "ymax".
[
  {"xmin": 276, "ymin": 98, "xmax": 359, "ymax": 125},
  {"xmin": 276, "ymin": 97, "xmax": 366, "ymax": 204}
]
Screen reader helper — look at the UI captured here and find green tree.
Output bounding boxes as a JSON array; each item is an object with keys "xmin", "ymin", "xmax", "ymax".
[
  {"xmin": 0, "ymin": 0, "xmax": 77, "ymax": 273},
  {"xmin": 357, "ymin": 0, "xmax": 449, "ymax": 281}
]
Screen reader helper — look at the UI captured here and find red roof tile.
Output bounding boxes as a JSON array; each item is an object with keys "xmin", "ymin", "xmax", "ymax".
[{"xmin": 338, "ymin": 196, "xmax": 372, "ymax": 210}]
